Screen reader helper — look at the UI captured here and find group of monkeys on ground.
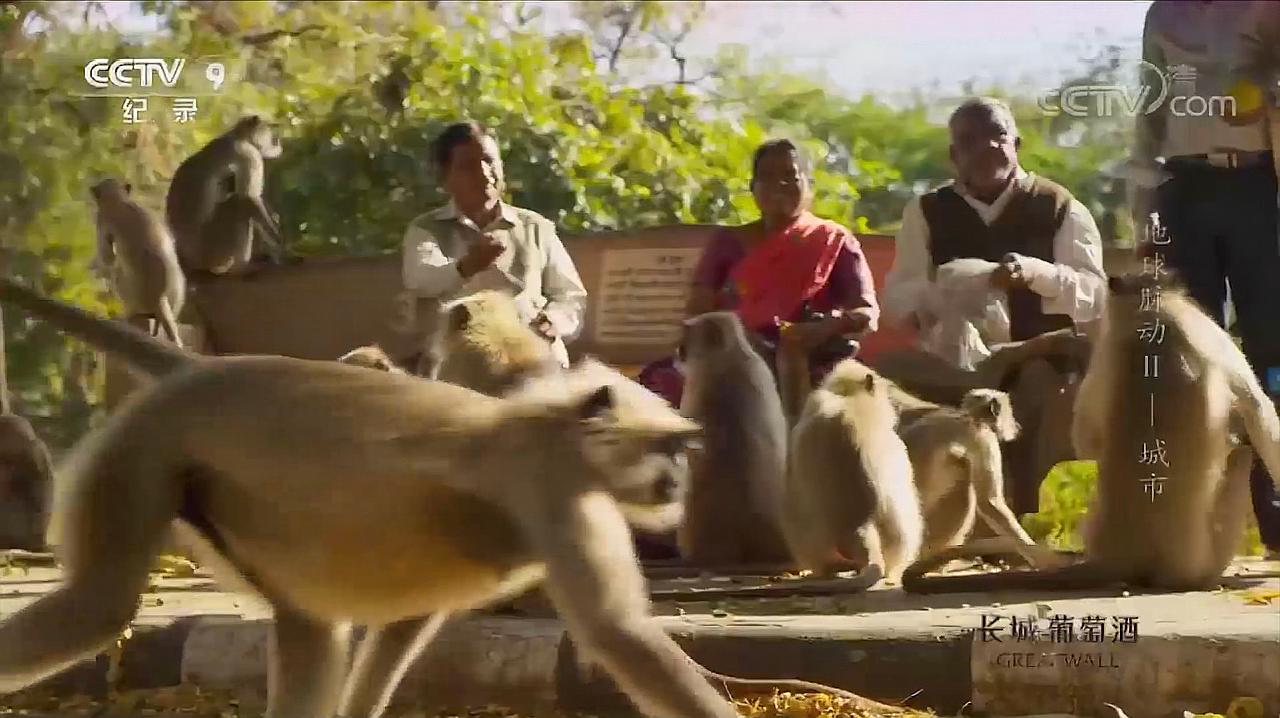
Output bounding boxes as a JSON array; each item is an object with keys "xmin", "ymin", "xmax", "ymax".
[
  {"xmin": 0, "ymin": 114, "xmax": 1275, "ymax": 718},
  {"xmin": 667, "ymin": 270, "xmax": 1280, "ymax": 593}
]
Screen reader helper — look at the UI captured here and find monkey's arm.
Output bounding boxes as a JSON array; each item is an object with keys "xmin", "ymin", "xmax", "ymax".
[
  {"xmin": 524, "ymin": 491, "xmax": 738, "ymax": 718},
  {"xmin": 233, "ymin": 143, "xmax": 284, "ymax": 247},
  {"xmin": 974, "ymin": 327, "xmax": 1090, "ymax": 388},
  {"xmin": 93, "ymin": 223, "xmax": 115, "ymax": 277}
]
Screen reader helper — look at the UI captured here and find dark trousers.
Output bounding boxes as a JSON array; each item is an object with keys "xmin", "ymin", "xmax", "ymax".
[{"xmin": 1156, "ymin": 160, "xmax": 1280, "ymax": 550}]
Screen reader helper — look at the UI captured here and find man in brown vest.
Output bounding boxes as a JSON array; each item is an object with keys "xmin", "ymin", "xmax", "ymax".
[{"xmin": 877, "ymin": 97, "xmax": 1108, "ymax": 517}]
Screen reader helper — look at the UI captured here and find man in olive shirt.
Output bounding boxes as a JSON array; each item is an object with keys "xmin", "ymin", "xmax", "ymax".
[{"xmin": 401, "ymin": 121, "xmax": 588, "ymax": 367}]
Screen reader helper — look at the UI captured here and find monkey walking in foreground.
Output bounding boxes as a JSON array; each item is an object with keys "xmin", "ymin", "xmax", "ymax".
[
  {"xmin": 423, "ymin": 290, "xmax": 561, "ymax": 395},
  {"xmin": 0, "ymin": 279, "xmax": 892, "ymax": 718},
  {"xmin": 90, "ymin": 178, "xmax": 186, "ymax": 349},
  {"xmin": 783, "ymin": 358, "xmax": 923, "ymax": 585},
  {"xmin": 165, "ymin": 115, "xmax": 286, "ymax": 276},
  {"xmin": 903, "ymin": 271, "xmax": 1280, "ymax": 593},
  {"xmin": 0, "ymin": 304, "xmax": 51, "ymax": 552},
  {"xmin": 675, "ymin": 311, "xmax": 793, "ymax": 569}
]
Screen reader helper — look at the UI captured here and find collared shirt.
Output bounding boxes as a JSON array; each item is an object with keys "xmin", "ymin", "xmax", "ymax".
[
  {"xmin": 881, "ymin": 168, "xmax": 1107, "ymax": 368},
  {"xmin": 1132, "ymin": 0, "xmax": 1271, "ymax": 188},
  {"xmin": 401, "ymin": 200, "xmax": 589, "ymax": 347}
]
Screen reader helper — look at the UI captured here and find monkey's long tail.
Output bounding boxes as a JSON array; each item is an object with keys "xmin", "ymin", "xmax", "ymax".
[
  {"xmin": 902, "ymin": 557, "xmax": 1115, "ymax": 594},
  {"xmin": 0, "ymin": 279, "xmax": 192, "ymax": 378},
  {"xmin": 695, "ymin": 664, "xmax": 908, "ymax": 712}
]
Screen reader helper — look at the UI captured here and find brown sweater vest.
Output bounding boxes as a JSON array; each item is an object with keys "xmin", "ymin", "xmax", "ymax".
[{"xmin": 919, "ymin": 176, "xmax": 1075, "ymax": 341}]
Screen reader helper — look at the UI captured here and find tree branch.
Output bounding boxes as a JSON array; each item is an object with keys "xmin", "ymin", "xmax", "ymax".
[
  {"xmin": 606, "ymin": 12, "xmax": 635, "ymax": 75},
  {"xmin": 241, "ymin": 23, "xmax": 324, "ymax": 46}
]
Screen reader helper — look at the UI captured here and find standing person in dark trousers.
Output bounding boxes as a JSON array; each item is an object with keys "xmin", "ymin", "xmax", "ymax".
[{"xmin": 1130, "ymin": 0, "xmax": 1280, "ymax": 559}]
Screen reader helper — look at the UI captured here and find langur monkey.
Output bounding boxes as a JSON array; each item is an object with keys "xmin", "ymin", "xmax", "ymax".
[
  {"xmin": 0, "ymin": 304, "xmax": 51, "ymax": 552},
  {"xmin": 894, "ymin": 386, "xmax": 1064, "ymax": 573},
  {"xmin": 674, "ymin": 311, "xmax": 792, "ymax": 569},
  {"xmin": 903, "ymin": 271, "xmax": 1280, "ymax": 594},
  {"xmin": 337, "ymin": 345, "xmax": 407, "ymax": 375},
  {"xmin": 0, "ymin": 279, "xmax": 889, "ymax": 718},
  {"xmin": 165, "ymin": 115, "xmax": 285, "ymax": 275},
  {"xmin": 783, "ymin": 359, "xmax": 923, "ymax": 586},
  {"xmin": 90, "ymin": 178, "xmax": 185, "ymax": 348},
  {"xmin": 424, "ymin": 290, "xmax": 561, "ymax": 396}
]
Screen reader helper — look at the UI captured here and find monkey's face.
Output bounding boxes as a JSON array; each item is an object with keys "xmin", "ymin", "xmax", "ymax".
[
  {"xmin": 575, "ymin": 386, "xmax": 702, "ymax": 532},
  {"xmin": 961, "ymin": 389, "xmax": 1019, "ymax": 441},
  {"xmin": 511, "ymin": 361, "xmax": 703, "ymax": 533},
  {"xmin": 251, "ymin": 124, "xmax": 283, "ymax": 159},
  {"xmin": 236, "ymin": 116, "xmax": 283, "ymax": 159},
  {"xmin": 591, "ymin": 428, "xmax": 701, "ymax": 533},
  {"xmin": 89, "ymin": 178, "xmax": 129, "ymax": 205},
  {"xmin": 675, "ymin": 312, "xmax": 744, "ymax": 373}
]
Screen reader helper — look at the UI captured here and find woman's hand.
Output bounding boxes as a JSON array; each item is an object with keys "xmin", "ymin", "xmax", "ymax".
[{"xmin": 778, "ymin": 316, "xmax": 843, "ymax": 352}]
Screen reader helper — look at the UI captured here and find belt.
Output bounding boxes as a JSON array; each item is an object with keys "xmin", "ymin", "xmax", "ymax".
[{"xmin": 1164, "ymin": 150, "xmax": 1274, "ymax": 171}]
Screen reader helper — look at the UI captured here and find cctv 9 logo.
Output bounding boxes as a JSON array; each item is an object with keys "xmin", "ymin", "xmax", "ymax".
[{"xmin": 82, "ymin": 58, "xmax": 228, "ymax": 93}]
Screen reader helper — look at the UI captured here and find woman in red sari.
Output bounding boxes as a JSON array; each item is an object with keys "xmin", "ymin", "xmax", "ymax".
[{"xmin": 639, "ymin": 138, "xmax": 882, "ymax": 407}]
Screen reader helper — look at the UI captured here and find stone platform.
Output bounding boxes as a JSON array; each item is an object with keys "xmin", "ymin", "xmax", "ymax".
[{"xmin": 0, "ymin": 556, "xmax": 1276, "ymax": 718}]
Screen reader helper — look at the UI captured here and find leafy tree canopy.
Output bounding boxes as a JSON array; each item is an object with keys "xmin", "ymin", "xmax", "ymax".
[{"xmin": 1, "ymin": 0, "xmax": 1134, "ymax": 446}]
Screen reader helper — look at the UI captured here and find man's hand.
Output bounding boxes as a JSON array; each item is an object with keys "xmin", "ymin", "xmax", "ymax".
[
  {"xmin": 531, "ymin": 312, "xmax": 557, "ymax": 341},
  {"xmin": 457, "ymin": 233, "xmax": 505, "ymax": 278},
  {"xmin": 990, "ymin": 253, "xmax": 1029, "ymax": 291}
]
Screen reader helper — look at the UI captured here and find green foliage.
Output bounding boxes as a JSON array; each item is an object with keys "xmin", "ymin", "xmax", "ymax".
[
  {"xmin": 1021, "ymin": 459, "xmax": 1264, "ymax": 556},
  {"xmin": 1021, "ymin": 460, "xmax": 1098, "ymax": 551},
  {"xmin": 3, "ymin": 0, "xmax": 1137, "ymax": 461}
]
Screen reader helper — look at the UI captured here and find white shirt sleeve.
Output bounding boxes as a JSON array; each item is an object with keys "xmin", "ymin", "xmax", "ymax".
[
  {"xmin": 534, "ymin": 221, "xmax": 589, "ymax": 342},
  {"xmin": 402, "ymin": 221, "xmax": 465, "ymax": 298},
  {"xmin": 881, "ymin": 196, "xmax": 944, "ymax": 329},
  {"xmin": 1017, "ymin": 198, "xmax": 1108, "ymax": 324}
]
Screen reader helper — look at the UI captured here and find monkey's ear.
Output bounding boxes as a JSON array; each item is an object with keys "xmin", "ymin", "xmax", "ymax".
[
  {"xmin": 576, "ymin": 385, "xmax": 615, "ymax": 420},
  {"xmin": 863, "ymin": 373, "xmax": 875, "ymax": 392},
  {"xmin": 123, "ymin": 182, "xmax": 133, "ymax": 195},
  {"xmin": 987, "ymin": 399, "xmax": 1001, "ymax": 419},
  {"xmin": 448, "ymin": 303, "xmax": 471, "ymax": 331}
]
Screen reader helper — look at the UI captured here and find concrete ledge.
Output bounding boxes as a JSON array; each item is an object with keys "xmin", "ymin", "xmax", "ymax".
[{"xmin": 2, "ymin": 567, "xmax": 1278, "ymax": 718}]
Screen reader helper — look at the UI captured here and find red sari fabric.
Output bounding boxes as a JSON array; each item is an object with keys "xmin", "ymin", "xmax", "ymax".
[{"xmin": 726, "ymin": 211, "xmax": 849, "ymax": 331}]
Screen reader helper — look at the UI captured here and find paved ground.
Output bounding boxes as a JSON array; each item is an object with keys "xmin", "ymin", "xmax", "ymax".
[{"xmin": 0, "ymin": 556, "xmax": 1276, "ymax": 718}]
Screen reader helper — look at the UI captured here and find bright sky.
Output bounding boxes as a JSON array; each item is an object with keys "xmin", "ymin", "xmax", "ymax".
[
  {"xmin": 683, "ymin": 1, "xmax": 1154, "ymax": 99},
  {"xmin": 98, "ymin": 0, "xmax": 1155, "ymax": 101}
]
